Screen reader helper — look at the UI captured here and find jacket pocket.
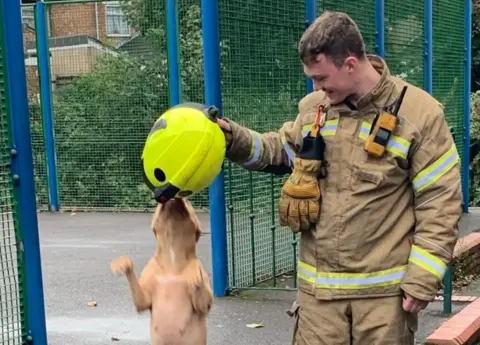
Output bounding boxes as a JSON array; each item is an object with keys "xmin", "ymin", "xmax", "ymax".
[
  {"xmin": 350, "ymin": 166, "xmax": 385, "ymax": 194},
  {"xmin": 354, "ymin": 169, "xmax": 383, "ymax": 185},
  {"xmin": 350, "ymin": 144, "xmax": 408, "ymax": 193}
]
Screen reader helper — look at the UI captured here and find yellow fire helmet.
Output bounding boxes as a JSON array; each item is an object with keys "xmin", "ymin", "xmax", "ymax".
[{"xmin": 141, "ymin": 102, "xmax": 226, "ymax": 204}]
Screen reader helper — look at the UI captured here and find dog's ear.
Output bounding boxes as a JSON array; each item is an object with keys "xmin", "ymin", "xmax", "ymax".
[
  {"xmin": 193, "ymin": 216, "xmax": 203, "ymax": 243},
  {"xmin": 151, "ymin": 204, "xmax": 162, "ymax": 237},
  {"xmin": 184, "ymin": 199, "xmax": 203, "ymax": 242},
  {"xmin": 195, "ymin": 227, "xmax": 201, "ymax": 242}
]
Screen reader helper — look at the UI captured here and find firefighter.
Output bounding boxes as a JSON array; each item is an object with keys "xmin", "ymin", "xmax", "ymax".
[{"xmin": 216, "ymin": 10, "xmax": 462, "ymax": 345}]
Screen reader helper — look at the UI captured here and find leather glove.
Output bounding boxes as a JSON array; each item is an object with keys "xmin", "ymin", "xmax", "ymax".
[{"xmin": 278, "ymin": 132, "xmax": 326, "ymax": 232}]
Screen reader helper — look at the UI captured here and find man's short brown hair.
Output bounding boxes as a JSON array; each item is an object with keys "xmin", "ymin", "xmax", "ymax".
[{"xmin": 298, "ymin": 11, "xmax": 366, "ymax": 66}]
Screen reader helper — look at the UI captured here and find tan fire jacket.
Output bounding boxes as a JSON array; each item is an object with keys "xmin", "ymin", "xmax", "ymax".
[{"xmin": 223, "ymin": 54, "xmax": 462, "ymax": 301}]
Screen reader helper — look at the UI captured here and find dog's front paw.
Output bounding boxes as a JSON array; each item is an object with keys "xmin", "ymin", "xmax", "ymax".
[{"xmin": 111, "ymin": 256, "xmax": 134, "ymax": 276}]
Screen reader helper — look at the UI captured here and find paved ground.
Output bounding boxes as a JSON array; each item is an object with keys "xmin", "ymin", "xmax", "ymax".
[
  {"xmin": 36, "ymin": 208, "xmax": 480, "ymax": 345},
  {"xmin": 458, "ymin": 207, "xmax": 480, "ymax": 235}
]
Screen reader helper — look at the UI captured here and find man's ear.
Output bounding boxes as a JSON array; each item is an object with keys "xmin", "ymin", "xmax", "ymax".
[{"xmin": 344, "ymin": 56, "xmax": 358, "ymax": 73}]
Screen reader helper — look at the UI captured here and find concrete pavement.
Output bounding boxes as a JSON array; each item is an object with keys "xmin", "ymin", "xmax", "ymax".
[{"xmin": 36, "ymin": 208, "xmax": 480, "ymax": 344}]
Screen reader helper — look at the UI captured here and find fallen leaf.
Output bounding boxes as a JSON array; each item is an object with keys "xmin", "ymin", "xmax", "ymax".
[
  {"xmin": 88, "ymin": 301, "xmax": 97, "ymax": 307},
  {"xmin": 246, "ymin": 321, "xmax": 264, "ymax": 328}
]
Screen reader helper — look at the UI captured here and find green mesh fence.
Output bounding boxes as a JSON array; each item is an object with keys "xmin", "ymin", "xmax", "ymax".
[
  {"xmin": 219, "ymin": 0, "xmax": 306, "ymax": 289},
  {"xmin": 384, "ymin": 0, "xmax": 425, "ymax": 88},
  {"xmin": 0, "ymin": 10, "xmax": 28, "ymax": 343},
  {"xmin": 23, "ymin": 3, "xmax": 49, "ymax": 211},
  {"xmin": 317, "ymin": 1, "xmax": 376, "ymax": 53},
  {"xmin": 23, "ymin": 1, "xmax": 203, "ymax": 211},
  {"xmin": 433, "ymin": 0, "xmax": 466, "ymax": 183},
  {"xmin": 40, "ymin": 1, "xmax": 169, "ymax": 211}
]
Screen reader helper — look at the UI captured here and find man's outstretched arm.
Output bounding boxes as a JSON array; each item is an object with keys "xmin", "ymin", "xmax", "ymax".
[{"xmin": 217, "ymin": 116, "xmax": 300, "ymax": 175}]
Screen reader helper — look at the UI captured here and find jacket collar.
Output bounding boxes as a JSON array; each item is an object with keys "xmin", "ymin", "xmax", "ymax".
[
  {"xmin": 356, "ymin": 54, "xmax": 395, "ymax": 109},
  {"xmin": 326, "ymin": 54, "xmax": 398, "ymax": 115}
]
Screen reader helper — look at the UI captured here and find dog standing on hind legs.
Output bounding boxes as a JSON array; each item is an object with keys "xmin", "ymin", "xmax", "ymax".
[{"xmin": 111, "ymin": 198, "xmax": 214, "ymax": 345}]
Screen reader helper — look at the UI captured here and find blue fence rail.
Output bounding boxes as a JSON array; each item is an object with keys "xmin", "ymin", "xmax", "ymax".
[
  {"xmin": 35, "ymin": 1, "xmax": 59, "ymax": 212},
  {"xmin": 464, "ymin": 0, "xmax": 473, "ymax": 213},
  {"xmin": 202, "ymin": 0, "xmax": 229, "ymax": 298}
]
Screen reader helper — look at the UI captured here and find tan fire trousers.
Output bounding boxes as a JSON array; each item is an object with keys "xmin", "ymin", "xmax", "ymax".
[{"xmin": 290, "ymin": 290, "xmax": 418, "ymax": 345}]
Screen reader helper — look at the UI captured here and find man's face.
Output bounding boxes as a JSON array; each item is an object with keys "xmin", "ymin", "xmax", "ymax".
[{"xmin": 303, "ymin": 54, "xmax": 357, "ymax": 104}]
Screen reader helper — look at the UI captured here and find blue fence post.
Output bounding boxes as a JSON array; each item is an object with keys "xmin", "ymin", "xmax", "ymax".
[
  {"xmin": 463, "ymin": 0, "xmax": 472, "ymax": 213},
  {"xmin": 35, "ymin": 0, "xmax": 59, "ymax": 212},
  {"xmin": 166, "ymin": 0, "xmax": 181, "ymax": 106},
  {"xmin": 375, "ymin": 0, "xmax": 384, "ymax": 57},
  {"xmin": 1, "ymin": 0, "xmax": 48, "ymax": 344},
  {"xmin": 424, "ymin": 0, "xmax": 433, "ymax": 94},
  {"xmin": 305, "ymin": 0, "xmax": 316, "ymax": 94},
  {"xmin": 201, "ymin": 0, "xmax": 228, "ymax": 297},
  {"xmin": 443, "ymin": 263, "xmax": 453, "ymax": 314}
]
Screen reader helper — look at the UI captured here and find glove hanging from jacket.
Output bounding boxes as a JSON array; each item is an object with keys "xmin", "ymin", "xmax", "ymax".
[{"xmin": 279, "ymin": 106, "xmax": 327, "ymax": 233}]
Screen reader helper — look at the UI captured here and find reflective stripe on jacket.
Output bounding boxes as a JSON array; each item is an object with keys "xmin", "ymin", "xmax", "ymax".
[{"xmin": 224, "ymin": 54, "xmax": 462, "ymax": 301}]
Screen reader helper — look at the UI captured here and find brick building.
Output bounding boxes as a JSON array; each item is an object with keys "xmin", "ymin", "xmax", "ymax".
[
  {"xmin": 21, "ymin": 1, "xmax": 133, "ymax": 102},
  {"xmin": 21, "ymin": 1, "xmax": 134, "ymax": 45}
]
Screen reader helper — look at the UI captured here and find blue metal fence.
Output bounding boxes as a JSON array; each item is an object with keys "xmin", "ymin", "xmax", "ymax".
[
  {"xmin": 375, "ymin": 0, "xmax": 385, "ymax": 56},
  {"xmin": 202, "ymin": 0, "xmax": 229, "ymax": 298},
  {"xmin": 35, "ymin": 1, "xmax": 59, "ymax": 212},
  {"xmin": 1, "ymin": 0, "xmax": 48, "ymax": 343},
  {"xmin": 464, "ymin": 0, "xmax": 473, "ymax": 214},
  {"xmin": 305, "ymin": 0, "xmax": 316, "ymax": 94}
]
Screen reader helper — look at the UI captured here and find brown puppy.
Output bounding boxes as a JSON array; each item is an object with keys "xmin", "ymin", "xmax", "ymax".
[{"xmin": 111, "ymin": 198, "xmax": 213, "ymax": 345}]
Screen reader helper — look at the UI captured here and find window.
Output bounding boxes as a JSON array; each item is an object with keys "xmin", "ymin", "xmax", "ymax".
[
  {"xmin": 21, "ymin": 7, "xmax": 34, "ymax": 27},
  {"xmin": 105, "ymin": 2, "xmax": 130, "ymax": 37}
]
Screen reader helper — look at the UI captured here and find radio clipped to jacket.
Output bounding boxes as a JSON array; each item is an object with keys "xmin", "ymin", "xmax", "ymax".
[{"xmin": 364, "ymin": 85, "xmax": 408, "ymax": 157}]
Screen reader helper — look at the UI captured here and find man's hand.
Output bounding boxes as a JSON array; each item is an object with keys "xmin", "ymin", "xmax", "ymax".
[
  {"xmin": 216, "ymin": 118, "xmax": 232, "ymax": 149},
  {"xmin": 216, "ymin": 118, "xmax": 231, "ymax": 131},
  {"xmin": 402, "ymin": 292, "xmax": 429, "ymax": 313}
]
